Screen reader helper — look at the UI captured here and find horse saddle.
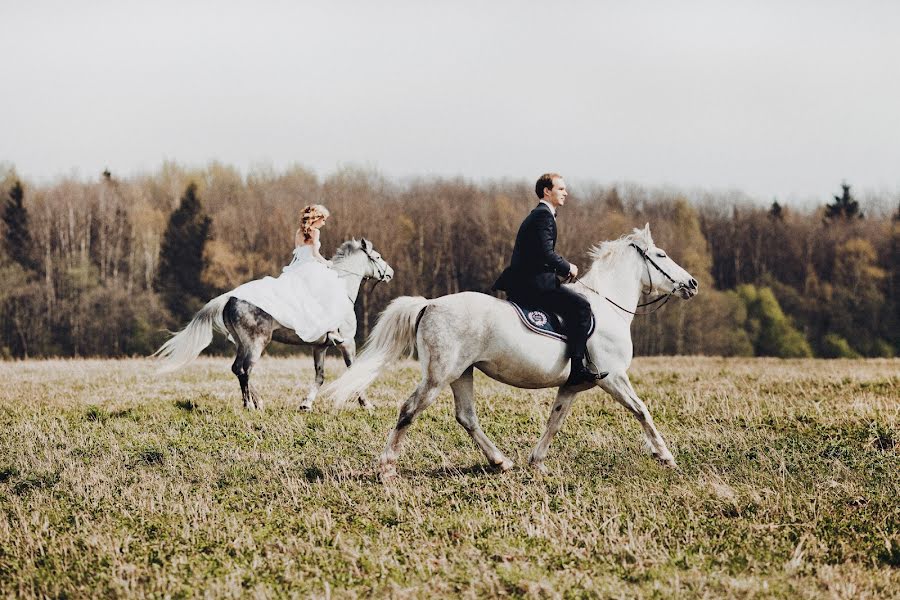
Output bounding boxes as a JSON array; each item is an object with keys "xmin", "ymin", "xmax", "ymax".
[{"xmin": 507, "ymin": 301, "xmax": 596, "ymax": 342}]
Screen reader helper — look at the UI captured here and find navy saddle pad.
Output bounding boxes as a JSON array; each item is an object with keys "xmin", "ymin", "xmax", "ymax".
[{"xmin": 508, "ymin": 301, "xmax": 596, "ymax": 342}]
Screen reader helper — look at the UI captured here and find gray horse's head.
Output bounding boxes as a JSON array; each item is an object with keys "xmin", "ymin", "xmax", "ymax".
[
  {"xmin": 333, "ymin": 238, "xmax": 394, "ymax": 282},
  {"xmin": 630, "ymin": 224, "xmax": 698, "ymax": 300}
]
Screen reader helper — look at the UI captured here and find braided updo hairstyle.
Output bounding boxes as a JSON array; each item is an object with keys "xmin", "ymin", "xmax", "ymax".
[{"xmin": 299, "ymin": 204, "xmax": 331, "ymax": 242}]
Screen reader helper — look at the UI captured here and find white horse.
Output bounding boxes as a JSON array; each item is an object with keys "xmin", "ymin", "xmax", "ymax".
[
  {"xmin": 154, "ymin": 239, "xmax": 393, "ymax": 410},
  {"xmin": 325, "ymin": 225, "xmax": 698, "ymax": 480}
]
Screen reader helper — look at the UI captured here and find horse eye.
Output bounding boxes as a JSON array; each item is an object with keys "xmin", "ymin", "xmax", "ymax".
[{"xmin": 656, "ymin": 252, "xmax": 667, "ymax": 258}]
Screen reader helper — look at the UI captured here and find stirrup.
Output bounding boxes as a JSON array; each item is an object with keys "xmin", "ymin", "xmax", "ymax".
[
  {"xmin": 566, "ymin": 359, "xmax": 608, "ymax": 387},
  {"xmin": 585, "ymin": 351, "xmax": 608, "ymax": 380}
]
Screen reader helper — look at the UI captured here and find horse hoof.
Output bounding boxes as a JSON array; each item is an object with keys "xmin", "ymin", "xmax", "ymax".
[
  {"xmin": 529, "ymin": 460, "xmax": 548, "ymax": 475},
  {"xmin": 657, "ymin": 455, "xmax": 677, "ymax": 469},
  {"xmin": 298, "ymin": 403, "xmax": 312, "ymax": 412},
  {"xmin": 379, "ymin": 467, "xmax": 399, "ymax": 483},
  {"xmin": 494, "ymin": 458, "xmax": 514, "ymax": 472}
]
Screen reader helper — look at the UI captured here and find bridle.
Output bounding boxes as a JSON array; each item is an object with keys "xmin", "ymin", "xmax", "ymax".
[
  {"xmin": 360, "ymin": 246, "xmax": 391, "ymax": 290},
  {"xmin": 576, "ymin": 242, "xmax": 684, "ymax": 316},
  {"xmin": 330, "ymin": 245, "xmax": 391, "ymax": 302}
]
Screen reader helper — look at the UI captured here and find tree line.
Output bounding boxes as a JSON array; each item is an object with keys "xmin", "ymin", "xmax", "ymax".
[{"xmin": 1, "ymin": 162, "xmax": 897, "ymax": 359}]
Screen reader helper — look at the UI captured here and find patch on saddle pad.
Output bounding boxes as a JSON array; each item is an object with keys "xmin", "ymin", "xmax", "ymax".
[{"xmin": 508, "ymin": 301, "xmax": 596, "ymax": 342}]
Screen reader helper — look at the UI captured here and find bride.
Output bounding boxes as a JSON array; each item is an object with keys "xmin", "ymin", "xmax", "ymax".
[{"xmin": 227, "ymin": 204, "xmax": 349, "ymax": 344}]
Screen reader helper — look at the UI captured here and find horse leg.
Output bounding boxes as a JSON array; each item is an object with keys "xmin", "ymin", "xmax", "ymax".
[
  {"xmin": 600, "ymin": 372, "xmax": 676, "ymax": 467},
  {"xmin": 450, "ymin": 367, "xmax": 513, "ymax": 471},
  {"xmin": 237, "ymin": 337, "xmax": 267, "ymax": 411},
  {"xmin": 299, "ymin": 345, "xmax": 326, "ymax": 411},
  {"xmin": 338, "ymin": 338, "xmax": 371, "ymax": 409},
  {"xmin": 223, "ymin": 298, "xmax": 273, "ymax": 410},
  {"xmin": 528, "ymin": 387, "xmax": 580, "ymax": 474},
  {"xmin": 378, "ymin": 379, "xmax": 442, "ymax": 482},
  {"xmin": 231, "ymin": 345, "xmax": 253, "ymax": 410}
]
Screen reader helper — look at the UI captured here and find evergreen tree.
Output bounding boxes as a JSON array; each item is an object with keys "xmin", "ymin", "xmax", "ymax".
[
  {"xmin": 154, "ymin": 182, "xmax": 212, "ymax": 322},
  {"xmin": 2, "ymin": 180, "xmax": 40, "ymax": 273},
  {"xmin": 825, "ymin": 182, "xmax": 863, "ymax": 220},
  {"xmin": 768, "ymin": 199, "xmax": 783, "ymax": 221}
]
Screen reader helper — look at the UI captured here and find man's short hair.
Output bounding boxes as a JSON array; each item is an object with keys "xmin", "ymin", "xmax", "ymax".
[{"xmin": 535, "ymin": 173, "xmax": 562, "ymax": 199}]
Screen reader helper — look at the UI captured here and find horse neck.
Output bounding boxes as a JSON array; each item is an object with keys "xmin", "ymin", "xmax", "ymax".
[
  {"xmin": 582, "ymin": 247, "xmax": 645, "ymax": 323},
  {"xmin": 333, "ymin": 251, "xmax": 366, "ymax": 303}
]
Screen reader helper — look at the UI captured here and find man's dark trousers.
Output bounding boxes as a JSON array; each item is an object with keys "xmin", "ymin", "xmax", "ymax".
[{"xmin": 510, "ymin": 286, "xmax": 592, "ymax": 358}]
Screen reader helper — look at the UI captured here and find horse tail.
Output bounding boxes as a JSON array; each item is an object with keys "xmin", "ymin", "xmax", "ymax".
[
  {"xmin": 153, "ymin": 293, "xmax": 231, "ymax": 373},
  {"xmin": 324, "ymin": 296, "xmax": 430, "ymax": 407}
]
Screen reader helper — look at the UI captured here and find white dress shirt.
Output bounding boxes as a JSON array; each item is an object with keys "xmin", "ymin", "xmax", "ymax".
[{"xmin": 539, "ymin": 200, "xmax": 557, "ymax": 218}]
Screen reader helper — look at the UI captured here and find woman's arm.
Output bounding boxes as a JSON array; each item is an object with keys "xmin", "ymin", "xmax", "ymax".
[{"xmin": 311, "ymin": 229, "xmax": 330, "ymax": 264}]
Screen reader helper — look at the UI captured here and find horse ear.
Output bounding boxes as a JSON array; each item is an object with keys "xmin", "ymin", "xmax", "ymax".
[
  {"xmin": 360, "ymin": 238, "xmax": 369, "ymax": 250},
  {"xmin": 643, "ymin": 223, "xmax": 653, "ymax": 244}
]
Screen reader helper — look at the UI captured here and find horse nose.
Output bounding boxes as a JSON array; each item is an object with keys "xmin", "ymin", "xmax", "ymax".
[{"xmin": 689, "ymin": 278, "xmax": 698, "ymax": 289}]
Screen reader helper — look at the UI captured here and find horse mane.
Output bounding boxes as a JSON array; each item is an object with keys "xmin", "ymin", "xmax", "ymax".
[
  {"xmin": 585, "ymin": 227, "xmax": 653, "ymax": 274},
  {"xmin": 332, "ymin": 239, "xmax": 363, "ymax": 261}
]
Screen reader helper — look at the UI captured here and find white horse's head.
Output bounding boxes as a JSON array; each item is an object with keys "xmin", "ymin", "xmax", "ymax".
[
  {"xmin": 630, "ymin": 224, "xmax": 698, "ymax": 300},
  {"xmin": 359, "ymin": 238, "xmax": 394, "ymax": 282},
  {"xmin": 334, "ymin": 239, "xmax": 394, "ymax": 282}
]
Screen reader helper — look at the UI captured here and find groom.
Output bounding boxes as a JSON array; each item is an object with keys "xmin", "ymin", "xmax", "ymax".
[{"xmin": 493, "ymin": 173, "xmax": 606, "ymax": 386}]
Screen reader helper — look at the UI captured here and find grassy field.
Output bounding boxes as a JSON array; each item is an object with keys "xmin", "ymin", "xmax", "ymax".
[{"xmin": 0, "ymin": 356, "xmax": 897, "ymax": 598}]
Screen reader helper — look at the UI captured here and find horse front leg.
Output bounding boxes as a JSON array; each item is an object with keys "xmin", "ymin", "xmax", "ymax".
[
  {"xmin": 529, "ymin": 387, "xmax": 579, "ymax": 474},
  {"xmin": 338, "ymin": 338, "xmax": 371, "ymax": 409},
  {"xmin": 600, "ymin": 372, "xmax": 676, "ymax": 467},
  {"xmin": 299, "ymin": 345, "xmax": 327, "ymax": 411}
]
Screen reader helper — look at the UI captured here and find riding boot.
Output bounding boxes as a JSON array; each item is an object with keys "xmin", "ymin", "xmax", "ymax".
[{"xmin": 565, "ymin": 342, "xmax": 607, "ymax": 386}]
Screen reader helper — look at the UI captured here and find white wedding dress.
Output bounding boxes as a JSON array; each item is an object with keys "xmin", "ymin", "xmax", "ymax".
[{"xmin": 227, "ymin": 240, "xmax": 350, "ymax": 342}]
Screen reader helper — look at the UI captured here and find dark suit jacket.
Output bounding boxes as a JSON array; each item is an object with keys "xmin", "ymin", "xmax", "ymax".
[{"xmin": 493, "ymin": 203, "xmax": 571, "ymax": 296}]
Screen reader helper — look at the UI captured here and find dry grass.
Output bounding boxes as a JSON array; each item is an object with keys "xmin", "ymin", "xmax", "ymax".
[{"xmin": 0, "ymin": 356, "xmax": 897, "ymax": 598}]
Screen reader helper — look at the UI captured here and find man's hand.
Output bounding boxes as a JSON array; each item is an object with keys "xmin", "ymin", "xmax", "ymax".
[{"xmin": 568, "ymin": 264, "xmax": 579, "ymax": 280}]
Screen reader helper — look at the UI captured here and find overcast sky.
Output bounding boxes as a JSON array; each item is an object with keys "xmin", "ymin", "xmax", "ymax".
[{"xmin": 2, "ymin": 0, "xmax": 899, "ymax": 205}]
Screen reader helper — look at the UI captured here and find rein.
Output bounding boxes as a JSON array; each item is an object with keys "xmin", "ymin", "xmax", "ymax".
[
  {"xmin": 575, "ymin": 242, "xmax": 680, "ymax": 316},
  {"xmin": 330, "ymin": 247, "xmax": 390, "ymax": 301},
  {"xmin": 331, "ymin": 248, "xmax": 389, "ymax": 281}
]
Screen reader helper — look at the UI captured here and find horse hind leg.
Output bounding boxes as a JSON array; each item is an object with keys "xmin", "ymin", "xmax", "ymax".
[
  {"xmin": 230, "ymin": 337, "xmax": 267, "ymax": 411},
  {"xmin": 244, "ymin": 342, "xmax": 268, "ymax": 410},
  {"xmin": 337, "ymin": 338, "xmax": 371, "ymax": 409},
  {"xmin": 451, "ymin": 367, "xmax": 513, "ymax": 471},
  {"xmin": 231, "ymin": 345, "xmax": 253, "ymax": 409},
  {"xmin": 378, "ymin": 379, "xmax": 442, "ymax": 482},
  {"xmin": 224, "ymin": 299, "xmax": 273, "ymax": 410},
  {"xmin": 601, "ymin": 372, "xmax": 676, "ymax": 467}
]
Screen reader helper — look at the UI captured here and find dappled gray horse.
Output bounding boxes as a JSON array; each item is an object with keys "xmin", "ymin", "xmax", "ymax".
[
  {"xmin": 325, "ymin": 225, "xmax": 698, "ymax": 480},
  {"xmin": 154, "ymin": 239, "xmax": 393, "ymax": 410}
]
